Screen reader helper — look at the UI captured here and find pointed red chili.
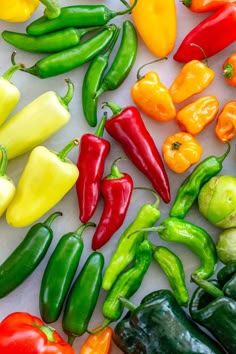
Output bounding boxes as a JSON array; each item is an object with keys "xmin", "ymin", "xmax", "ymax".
[
  {"xmin": 76, "ymin": 113, "xmax": 110, "ymax": 223},
  {"xmin": 104, "ymin": 102, "xmax": 171, "ymax": 203},
  {"xmin": 91, "ymin": 157, "xmax": 133, "ymax": 250}
]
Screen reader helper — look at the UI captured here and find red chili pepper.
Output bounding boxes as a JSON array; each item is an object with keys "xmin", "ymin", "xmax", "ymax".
[
  {"xmin": 104, "ymin": 102, "xmax": 171, "ymax": 204},
  {"xmin": 0, "ymin": 311, "xmax": 75, "ymax": 354},
  {"xmin": 91, "ymin": 157, "xmax": 133, "ymax": 250},
  {"xmin": 174, "ymin": 3, "xmax": 236, "ymax": 62},
  {"xmin": 76, "ymin": 114, "xmax": 110, "ymax": 223}
]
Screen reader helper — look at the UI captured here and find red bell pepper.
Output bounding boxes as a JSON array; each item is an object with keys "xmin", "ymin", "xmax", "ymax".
[
  {"xmin": 174, "ymin": 3, "xmax": 236, "ymax": 62},
  {"xmin": 76, "ymin": 114, "xmax": 110, "ymax": 223},
  {"xmin": 91, "ymin": 157, "xmax": 133, "ymax": 250},
  {"xmin": 104, "ymin": 102, "xmax": 171, "ymax": 204},
  {"xmin": 0, "ymin": 311, "xmax": 75, "ymax": 354}
]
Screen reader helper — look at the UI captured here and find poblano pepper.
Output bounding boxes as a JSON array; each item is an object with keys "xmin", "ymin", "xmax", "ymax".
[
  {"xmin": 113, "ymin": 289, "xmax": 224, "ymax": 353},
  {"xmin": 190, "ymin": 272, "xmax": 236, "ymax": 354}
]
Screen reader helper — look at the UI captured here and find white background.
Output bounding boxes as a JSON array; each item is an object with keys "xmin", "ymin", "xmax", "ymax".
[{"xmin": 0, "ymin": 1, "xmax": 235, "ymax": 352}]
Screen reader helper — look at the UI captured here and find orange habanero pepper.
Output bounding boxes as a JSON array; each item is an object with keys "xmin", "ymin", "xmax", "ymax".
[
  {"xmin": 215, "ymin": 100, "xmax": 236, "ymax": 142},
  {"xmin": 222, "ymin": 52, "xmax": 236, "ymax": 87},
  {"xmin": 176, "ymin": 96, "xmax": 219, "ymax": 135},
  {"xmin": 131, "ymin": 60, "xmax": 176, "ymax": 122},
  {"xmin": 162, "ymin": 132, "xmax": 203, "ymax": 173},
  {"xmin": 80, "ymin": 326, "xmax": 112, "ymax": 354}
]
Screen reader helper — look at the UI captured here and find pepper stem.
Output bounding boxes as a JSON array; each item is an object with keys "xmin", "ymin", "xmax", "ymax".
[
  {"xmin": 119, "ymin": 296, "xmax": 137, "ymax": 311},
  {"xmin": 190, "ymin": 43, "xmax": 209, "ymax": 66},
  {"xmin": 95, "ymin": 112, "xmax": 107, "ymax": 137},
  {"xmin": 67, "ymin": 335, "xmax": 76, "ymax": 346},
  {"xmin": 40, "ymin": 0, "xmax": 61, "ymax": 19},
  {"xmin": 3, "ymin": 52, "xmax": 24, "ymax": 81},
  {"xmin": 33, "ymin": 323, "xmax": 56, "ymax": 342},
  {"xmin": 43, "ymin": 211, "xmax": 63, "ymax": 227},
  {"xmin": 102, "ymin": 101, "xmax": 123, "ymax": 116},
  {"xmin": 0, "ymin": 145, "xmax": 8, "ymax": 177},
  {"xmin": 107, "ymin": 157, "xmax": 124, "ymax": 180},
  {"xmin": 127, "ymin": 227, "xmax": 159, "ymax": 239},
  {"xmin": 74, "ymin": 222, "xmax": 96, "ymax": 238},
  {"xmin": 57, "ymin": 139, "xmax": 80, "ymax": 161},
  {"xmin": 191, "ymin": 274, "xmax": 224, "ymax": 298},
  {"xmin": 217, "ymin": 140, "xmax": 231, "ymax": 162},
  {"xmin": 116, "ymin": 0, "xmax": 138, "ymax": 15},
  {"xmin": 87, "ymin": 318, "xmax": 111, "ymax": 335},
  {"xmin": 136, "ymin": 57, "xmax": 168, "ymax": 81},
  {"xmin": 223, "ymin": 63, "xmax": 234, "ymax": 79},
  {"xmin": 134, "ymin": 187, "xmax": 160, "ymax": 209},
  {"xmin": 61, "ymin": 79, "xmax": 74, "ymax": 107}
]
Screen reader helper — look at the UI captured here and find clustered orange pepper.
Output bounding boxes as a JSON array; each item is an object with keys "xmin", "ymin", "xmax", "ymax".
[
  {"xmin": 215, "ymin": 100, "xmax": 236, "ymax": 142},
  {"xmin": 176, "ymin": 96, "xmax": 219, "ymax": 135},
  {"xmin": 80, "ymin": 326, "xmax": 113, "ymax": 354},
  {"xmin": 162, "ymin": 132, "xmax": 203, "ymax": 173},
  {"xmin": 222, "ymin": 52, "xmax": 236, "ymax": 87}
]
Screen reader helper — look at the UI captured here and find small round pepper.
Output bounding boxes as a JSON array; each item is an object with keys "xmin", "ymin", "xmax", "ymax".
[
  {"xmin": 162, "ymin": 132, "xmax": 203, "ymax": 173},
  {"xmin": 222, "ymin": 52, "xmax": 236, "ymax": 87},
  {"xmin": 215, "ymin": 100, "xmax": 236, "ymax": 142}
]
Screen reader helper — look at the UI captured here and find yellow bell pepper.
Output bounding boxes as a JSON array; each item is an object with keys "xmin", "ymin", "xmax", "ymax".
[
  {"xmin": 0, "ymin": 79, "xmax": 74, "ymax": 160},
  {"xmin": 0, "ymin": 59, "xmax": 22, "ymax": 126},
  {"xmin": 130, "ymin": 0, "xmax": 177, "ymax": 57},
  {"xmin": 0, "ymin": 145, "xmax": 16, "ymax": 218},
  {"xmin": 6, "ymin": 139, "xmax": 79, "ymax": 227}
]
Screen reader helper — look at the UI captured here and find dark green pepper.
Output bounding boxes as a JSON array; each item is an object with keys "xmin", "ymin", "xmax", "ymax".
[
  {"xmin": 217, "ymin": 262, "xmax": 236, "ymax": 300},
  {"xmin": 39, "ymin": 222, "xmax": 95, "ymax": 324},
  {"xmin": 132, "ymin": 216, "xmax": 217, "ymax": 279},
  {"xmin": 190, "ymin": 273, "xmax": 236, "ymax": 354},
  {"xmin": 62, "ymin": 251, "xmax": 104, "ymax": 345},
  {"xmin": 0, "ymin": 211, "xmax": 62, "ymax": 298},
  {"xmin": 26, "ymin": 1, "xmax": 138, "ymax": 36},
  {"xmin": 102, "ymin": 189, "xmax": 161, "ymax": 292},
  {"xmin": 113, "ymin": 289, "xmax": 225, "ymax": 353},
  {"xmin": 170, "ymin": 142, "xmax": 230, "ymax": 219}
]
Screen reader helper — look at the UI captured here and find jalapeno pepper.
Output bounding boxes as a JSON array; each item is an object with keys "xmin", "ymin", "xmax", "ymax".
[
  {"xmin": 102, "ymin": 188, "xmax": 161, "ymax": 291},
  {"xmin": 91, "ymin": 157, "xmax": 133, "ymax": 250},
  {"xmin": 104, "ymin": 102, "xmax": 171, "ymax": 203},
  {"xmin": 39, "ymin": 222, "xmax": 95, "ymax": 324},
  {"xmin": 170, "ymin": 141, "xmax": 231, "ymax": 219},
  {"xmin": 76, "ymin": 114, "xmax": 110, "ymax": 223},
  {"xmin": 62, "ymin": 251, "xmax": 104, "ymax": 345},
  {"xmin": 26, "ymin": 1, "xmax": 138, "ymax": 35},
  {"xmin": 0, "ymin": 211, "xmax": 62, "ymax": 298}
]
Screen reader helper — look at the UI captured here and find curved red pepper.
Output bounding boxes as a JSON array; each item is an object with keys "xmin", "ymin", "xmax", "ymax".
[
  {"xmin": 92, "ymin": 158, "xmax": 133, "ymax": 250},
  {"xmin": 0, "ymin": 311, "xmax": 75, "ymax": 354},
  {"xmin": 76, "ymin": 114, "xmax": 110, "ymax": 223},
  {"xmin": 104, "ymin": 102, "xmax": 171, "ymax": 204},
  {"xmin": 174, "ymin": 3, "xmax": 236, "ymax": 62}
]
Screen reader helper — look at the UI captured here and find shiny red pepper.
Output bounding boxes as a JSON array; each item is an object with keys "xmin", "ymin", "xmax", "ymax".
[
  {"xmin": 174, "ymin": 3, "xmax": 236, "ymax": 62},
  {"xmin": 91, "ymin": 158, "xmax": 133, "ymax": 250},
  {"xmin": 104, "ymin": 102, "xmax": 171, "ymax": 203},
  {"xmin": 76, "ymin": 114, "xmax": 110, "ymax": 223},
  {"xmin": 0, "ymin": 311, "xmax": 75, "ymax": 354}
]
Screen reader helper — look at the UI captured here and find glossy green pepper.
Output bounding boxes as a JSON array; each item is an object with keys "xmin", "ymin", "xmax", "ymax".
[{"xmin": 113, "ymin": 289, "xmax": 224, "ymax": 353}]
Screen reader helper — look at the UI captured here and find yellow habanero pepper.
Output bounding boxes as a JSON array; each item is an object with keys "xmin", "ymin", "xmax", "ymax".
[
  {"xmin": 0, "ymin": 79, "xmax": 74, "ymax": 160},
  {"xmin": 176, "ymin": 96, "xmax": 219, "ymax": 135},
  {"xmin": 6, "ymin": 139, "xmax": 79, "ymax": 227},
  {"xmin": 130, "ymin": 0, "xmax": 177, "ymax": 57},
  {"xmin": 0, "ymin": 145, "xmax": 16, "ymax": 218},
  {"xmin": 131, "ymin": 60, "xmax": 176, "ymax": 122},
  {"xmin": 162, "ymin": 132, "xmax": 203, "ymax": 174},
  {"xmin": 215, "ymin": 100, "xmax": 236, "ymax": 142}
]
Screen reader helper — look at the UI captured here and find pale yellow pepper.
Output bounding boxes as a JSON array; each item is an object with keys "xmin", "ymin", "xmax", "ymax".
[
  {"xmin": 0, "ymin": 79, "xmax": 74, "ymax": 160},
  {"xmin": 6, "ymin": 140, "xmax": 79, "ymax": 227},
  {"xmin": 0, "ymin": 145, "xmax": 16, "ymax": 217},
  {"xmin": 130, "ymin": 0, "xmax": 177, "ymax": 57}
]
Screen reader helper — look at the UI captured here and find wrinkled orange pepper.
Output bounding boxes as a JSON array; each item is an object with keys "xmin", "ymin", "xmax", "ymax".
[
  {"xmin": 215, "ymin": 100, "xmax": 236, "ymax": 142},
  {"xmin": 222, "ymin": 52, "xmax": 236, "ymax": 87},
  {"xmin": 131, "ymin": 60, "xmax": 176, "ymax": 122},
  {"xmin": 169, "ymin": 58, "xmax": 215, "ymax": 104},
  {"xmin": 162, "ymin": 132, "xmax": 203, "ymax": 173},
  {"xmin": 176, "ymin": 96, "xmax": 219, "ymax": 135},
  {"xmin": 80, "ymin": 326, "xmax": 112, "ymax": 354}
]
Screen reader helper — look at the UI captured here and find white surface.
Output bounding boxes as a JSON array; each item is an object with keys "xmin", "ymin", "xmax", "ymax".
[{"xmin": 0, "ymin": 1, "xmax": 235, "ymax": 352}]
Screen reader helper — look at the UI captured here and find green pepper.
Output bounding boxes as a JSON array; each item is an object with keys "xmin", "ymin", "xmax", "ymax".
[
  {"xmin": 0, "ymin": 211, "xmax": 62, "ymax": 298},
  {"xmin": 82, "ymin": 27, "xmax": 120, "ymax": 127},
  {"xmin": 152, "ymin": 245, "xmax": 189, "ymax": 306},
  {"xmin": 2, "ymin": 26, "xmax": 101, "ymax": 53},
  {"xmin": 113, "ymin": 289, "xmax": 224, "ymax": 353},
  {"xmin": 26, "ymin": 1, "xmax": 138, "ymax": 36},
  {"xmin": 62, "ymin": 251, "xmax": 104, "ymax": 345},
  {"xmin": 132, "ymin": 216, "xmax": 217, "ymax": 279},
  {"xmin": 170, "ymin": 142, "xmax": 231, "ymax": 219},
  {"xmin": 102, "ymin": 189, "xmax": 161, "ymax": 292},
  {"xmin": 39, "ymin": 222, "xmax": 95, "ymax": 324},
  {"xmin": 217, "ymin": 262, "xmax": 236, "ymax": 300},
  {"xmin": 190, "ymin": 273, "xmax": 236, "ymax": 354}
]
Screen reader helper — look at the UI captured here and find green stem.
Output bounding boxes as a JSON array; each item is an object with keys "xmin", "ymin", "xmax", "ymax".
[
  {"xmin": 102, "ymin": 101, "xmax": 123, "ymax": 116},
  {"xmin": 136, "ymin": 57, "xmax": 168, "ymax": 81},
  {"xmin": 191, "ymin": 274, "xmax": 224, "ymax": 298},
  {"xmin": 40, "ymin": 0, "xmax": 61, "ymax": 19},
  {"xmin": 134, "ymin": 187, "xmax": 160, "ymax": 209},
  {"xmin": 87, "ymin": 318, "xmax": 111, "ymax": 335},
  {"xmin": 190, "ymin": 43, "xmax": 209, "ymax": 66},
  {"xmin": 0, "ymin": 145, "xmax": 8, "ymax": 177},
  {"xmin": 74, "ymin": 222, "xmax": 96, "ymax": 239},
  {"xmin": 223, "ymin": 63, "xmax": 234, "ymax": 79},
  {"xmin": 67, "ymin": 335, "xmax": 75, "ymax": 346},
  {"xmin": 119, "ymin": 296, "xmax": 137, "ymax": 311},
  {"xmin": 107, "ymin": 157, "xmax": 124, "ymax": 180},
  {"xmin": 33, "ymin": 323, "xmax": 56, "ymax": 342},
  {"xmin": 57, "ymin": 139, "xmax": 80, "ymax": 161},
  {"xmin": 43, "ymin": 211, "xmax": 63, "ymax": 228},
  {"xmin": 116, "ymin": 0, "xmax": 138, "ymax": 15},
  {"xmin": 128, "ymin": 227, "xmax": 158, "ymax": 239},
  {"xmin": 3, "ymin": 52, "xmax": 24, "ymax": 81},
  {"xmin": 61, "ymin": 79, "xmax": 74, "ymax": 106},
  {"xmin": 217, "ymin": 140, "xmax": 231, "ymax": 162},
  {"xmin": 95, "ymin": 112, "xmax": 107, "ymax": 137}
]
